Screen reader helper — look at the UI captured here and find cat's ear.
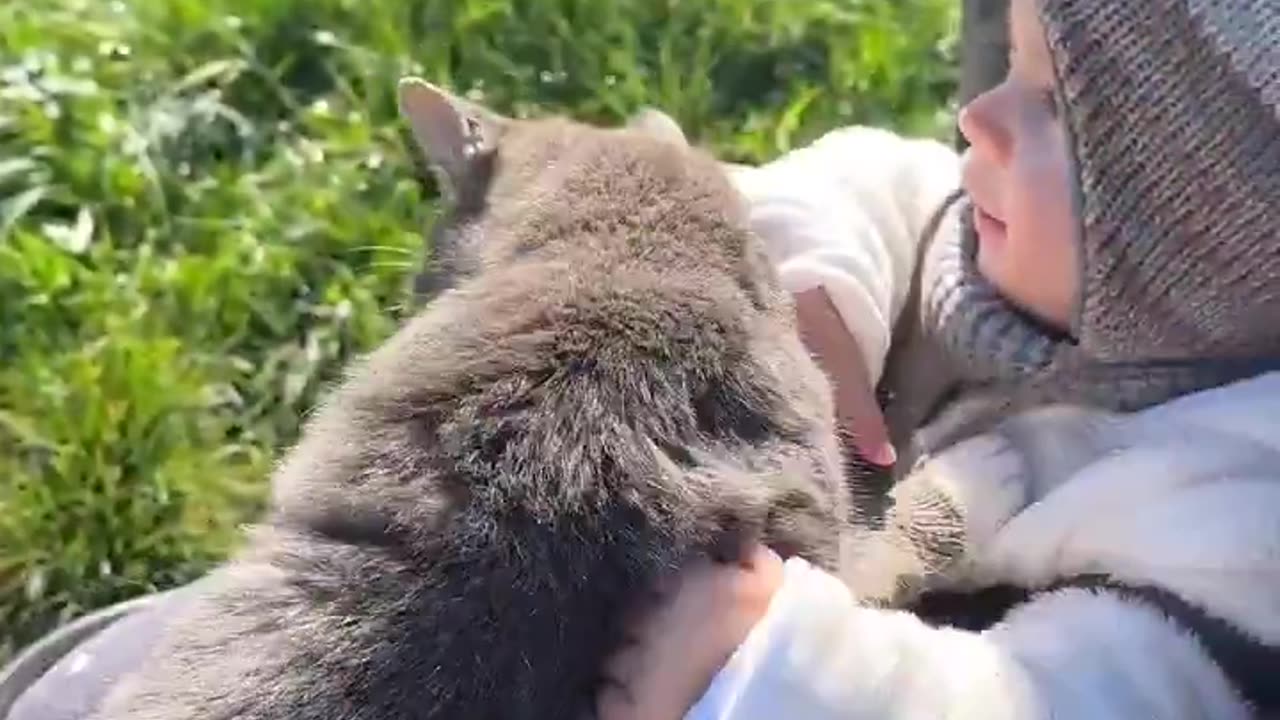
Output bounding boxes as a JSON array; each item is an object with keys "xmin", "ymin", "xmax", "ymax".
[
  {"xmin": 626, "ymin": 107, "xmax": 688, "ymax": 147},
  {"xmin": 397, "ymin": 77, "xmax": 508, "ymax": 194}
]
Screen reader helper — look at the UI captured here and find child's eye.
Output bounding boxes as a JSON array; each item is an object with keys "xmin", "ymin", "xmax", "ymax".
[{"xmin": 1040, "ymin": 89, "xmax": 1061, "ymax": 118}]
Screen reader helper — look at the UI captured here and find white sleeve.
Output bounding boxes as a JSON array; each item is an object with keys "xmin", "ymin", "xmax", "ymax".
[
  {"xmin": 727, "ymin": 127, "xmax": 960, "ymax": 384},
  {"xmin": 685, "ymin": 558, "xmax": 1250, "ymax": 720}
]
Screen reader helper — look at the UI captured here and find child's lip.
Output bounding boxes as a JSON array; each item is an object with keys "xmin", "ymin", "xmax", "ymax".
[{"xmin": 972, "ymin": 204, "xmax": 1006, "ymax": 244}]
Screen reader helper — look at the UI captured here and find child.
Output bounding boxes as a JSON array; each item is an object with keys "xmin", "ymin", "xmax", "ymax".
[{"xmin": 597, "ymin": 0, "xmax": 1280, "ymax": 718}]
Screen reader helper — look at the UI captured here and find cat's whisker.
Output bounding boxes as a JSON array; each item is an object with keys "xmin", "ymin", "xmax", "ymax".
[
  {"xmin": 367, "ymin": 260, "xmax": 415, "ymax": 271},
  {"xmin": 349, "ymin": 244, "xmax": 418, "ymax": 256}
]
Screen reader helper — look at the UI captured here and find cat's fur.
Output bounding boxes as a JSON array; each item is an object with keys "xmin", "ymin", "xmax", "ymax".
[{"xmin": 88, "ymin": 80, "xmax": 855, "ymax": 720}]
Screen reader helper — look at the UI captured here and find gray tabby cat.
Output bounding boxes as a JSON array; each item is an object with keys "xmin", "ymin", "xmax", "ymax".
[{"xmin": 87, "ymin": 79, "xmax": 858, "ymax": 720}]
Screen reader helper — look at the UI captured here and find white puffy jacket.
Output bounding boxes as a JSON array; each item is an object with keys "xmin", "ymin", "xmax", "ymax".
[{"xmin": 688, "ymin": 127, "xmax": 1280, "ymax": 720}]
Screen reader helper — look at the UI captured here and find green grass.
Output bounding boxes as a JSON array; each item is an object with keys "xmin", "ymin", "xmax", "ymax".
[{"xmin": 0, "ymin": 0, "xmax": 958, "ymax": 660}]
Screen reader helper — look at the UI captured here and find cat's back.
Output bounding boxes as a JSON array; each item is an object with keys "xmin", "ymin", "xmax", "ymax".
[{"xmin": 87, "ymin": 88, "xmax": 847, "ymax": 720}]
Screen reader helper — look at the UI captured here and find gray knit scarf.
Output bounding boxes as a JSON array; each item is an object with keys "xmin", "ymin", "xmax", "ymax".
[{"xmin": 882, "ymin": 193, "xmax": 1280, "ymax": 463}]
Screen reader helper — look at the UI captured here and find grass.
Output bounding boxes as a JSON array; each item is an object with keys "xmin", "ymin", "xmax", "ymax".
[{"xmin": 0, "ymin": 0, "xmax": 958, "ymax": 660}]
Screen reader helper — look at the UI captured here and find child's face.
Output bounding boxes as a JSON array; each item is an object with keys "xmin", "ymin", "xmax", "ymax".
[{"xmin": 957, "ymin": 0, "xmax": 1079, "ymax": 333}]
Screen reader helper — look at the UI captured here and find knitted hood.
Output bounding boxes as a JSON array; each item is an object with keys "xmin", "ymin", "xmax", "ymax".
[{"xmin": 1045, "ymin": 0, "xmax": 1280, "ymax": 362}]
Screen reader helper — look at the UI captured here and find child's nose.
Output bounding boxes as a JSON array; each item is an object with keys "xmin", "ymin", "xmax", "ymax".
[{"xmin": 957, "ymin": 92, "xmax": 1012, "ymax": 166}]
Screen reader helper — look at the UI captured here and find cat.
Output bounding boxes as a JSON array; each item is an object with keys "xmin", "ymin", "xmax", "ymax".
[{"xmin": 87, "ymin": 78, "xmax": 857, "ymax": 720}]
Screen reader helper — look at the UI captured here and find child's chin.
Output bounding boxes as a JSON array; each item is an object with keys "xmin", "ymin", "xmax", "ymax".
[{"xmin": 974, "ymin": 243, "xmax": 1005, "ymax": 288}]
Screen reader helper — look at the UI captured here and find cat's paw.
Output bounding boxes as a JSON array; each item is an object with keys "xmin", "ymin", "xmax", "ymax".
[{"xmin": 910, "ymin": 432, "xmax": 1030, "ymax": 553}]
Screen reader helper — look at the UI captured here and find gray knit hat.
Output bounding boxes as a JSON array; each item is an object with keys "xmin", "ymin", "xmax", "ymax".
[
  {"xmin": 902, "ymin": 0, "xmax": 1280, "ymax": 447},
  {"xmin": 1042, "ymin": 0, "xmax": 1280, "ymax": 362}
]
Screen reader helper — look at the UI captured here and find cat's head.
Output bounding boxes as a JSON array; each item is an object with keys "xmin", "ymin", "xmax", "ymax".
[
  {"xmin": 387, "ymin": 80, "xmax": 864, "ymax": 570},
  {"xmin": 396, "ymin": 78, "xmax": 746, "ymax": 302}
]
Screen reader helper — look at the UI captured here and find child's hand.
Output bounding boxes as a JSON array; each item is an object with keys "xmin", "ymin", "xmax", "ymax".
[
  {"xmin": 793, "ymin": 287, "xmax": 896, "ymax": 467},
  {"xmin": 597, "ymin": 544, "xmax": 785, "ymax": 720}
]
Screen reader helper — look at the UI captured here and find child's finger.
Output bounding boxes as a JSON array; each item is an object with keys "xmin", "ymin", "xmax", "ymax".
[
  {"xmin": 792, "ymin": 286, "xmax": 896, "ymax": 468},
  {"xmin": 836, "ymin": 390, "xmax": 895, "ymax": 467},
  {"xmin": 602, "ymin": 643, "xmax": 643, "ymax": 692},
  {"xmin": 596, "ymin": 680, "xmax": 638, "ymax": 720},
  {"xmin": 741, "ymin": 542, "xmax": 783, "ymax": 573}
]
